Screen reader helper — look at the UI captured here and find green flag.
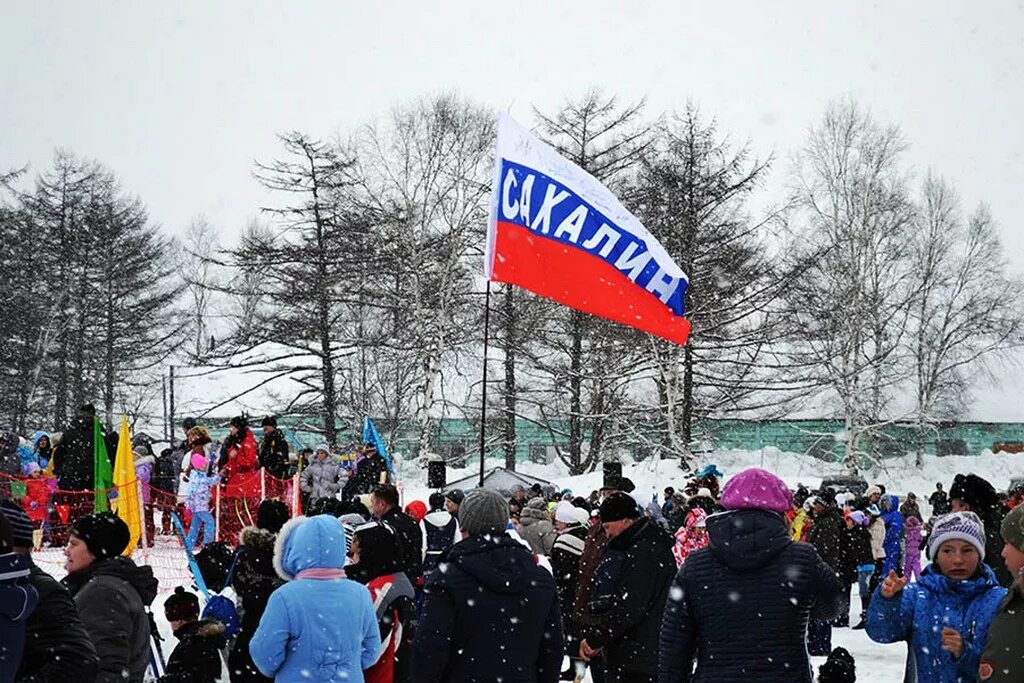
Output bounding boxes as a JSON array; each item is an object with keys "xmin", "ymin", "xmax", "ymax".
[{"xmin": 93, "ymin": 418, "xmax": 113, "ymax": 512}]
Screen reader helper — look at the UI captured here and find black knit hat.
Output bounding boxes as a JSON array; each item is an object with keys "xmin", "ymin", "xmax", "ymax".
[
  {"xmin": 164, "ymin": 586, "xmax": 200, "ymax": 622},
  {"xmin": 181, "ymin": 417, "xmax": 197, "ymax": 432},
  {"xmin": 599, "ymin": 492, "xmax": 642, "ymax": 523},
  {"xmin": 428, "ymin": 492, "xmax": 445, "ymax": 511},
  {"xmin": 950, "ymin": 474, "xmax": 999, "ymax": 512},
  {"xmin": 257, "ymin": 499, "xmax": 290, "ymax": 534},
  {"xmin": 261, "ymin": 415, "xmax": 277, "ymax": 428},
  {"xmin": 230, "ymin": 415, "xmax": 248, "ymax": 431},
  {"xmin": 0, "ymin": 498, "xmax": 33, "ymax": 548},
  {"xmin": 79, "ymin": 403, "xmax": 96, "ymax": 417},
  {"xmin": 70, "ymin": 512, "xmax": 130, "ymax": 560},
  {"xmin": 444, "ymin": 489, "xmax": 465, "ymax": 506}
]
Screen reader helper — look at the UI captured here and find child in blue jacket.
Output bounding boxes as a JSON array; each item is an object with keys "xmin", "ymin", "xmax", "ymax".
[
  {"xmin": 867, "ymin": 511, "xmax": 1006, "ymax": 682},
  {"xmin": 250, "ymin": 515, "xmax": 380, "ymax": 682}
]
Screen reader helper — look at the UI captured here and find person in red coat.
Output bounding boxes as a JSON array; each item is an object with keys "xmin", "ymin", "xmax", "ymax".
[{"xmin": 217, "ymin": 416, "xmax": 261, "ymax": 544}]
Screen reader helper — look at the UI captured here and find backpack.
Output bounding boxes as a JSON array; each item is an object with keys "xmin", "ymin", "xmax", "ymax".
[{"xmin": 201, "ymin": 548, "xmax": 243, "ymax": 639}]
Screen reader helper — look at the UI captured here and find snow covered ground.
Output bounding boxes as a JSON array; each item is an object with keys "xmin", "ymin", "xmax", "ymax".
[{"xmin": 34, "ymin": 446, "xmax": 1022, "ymax": 680}]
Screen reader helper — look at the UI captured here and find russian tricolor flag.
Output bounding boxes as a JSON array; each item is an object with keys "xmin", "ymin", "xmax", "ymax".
[{"xmin": 485, "ymin": 113, "xmax": 691, "ymax": 345}]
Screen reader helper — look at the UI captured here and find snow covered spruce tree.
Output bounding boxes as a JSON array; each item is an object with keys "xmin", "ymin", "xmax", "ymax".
[
  {"xmin": 783, "ymin": 100, "xmax": 919, "ymax": 472},
  {"xmin": 907, "ymin": 173, "xmax": 1024, "ymax": 464},
  {"xmin": 625, "ymin": 105, "xmax": 790, "ymax": 466},
  {"xmin": 0, "ymin": 152, "xmax": 183, "ymax": 429},
  {"xmin": 352, "ymin": 94, "xmax": 494, "ymax": 459},
  {"xmin": 529, "ymin": 90, "xmax": 653, "ymax": 475}
]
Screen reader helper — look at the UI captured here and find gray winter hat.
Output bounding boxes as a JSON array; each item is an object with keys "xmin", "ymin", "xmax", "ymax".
[{"xmin": 459, "ymin": 488, "xmax": 510, "ymax": 536}]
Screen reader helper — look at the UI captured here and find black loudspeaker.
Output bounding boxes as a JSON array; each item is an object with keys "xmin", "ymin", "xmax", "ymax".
[
  {"xmin": 603, "ymin": 462, "xmax": 622, "ymax": 487},
  {"xmin": 428, "ymin": 461, "xmax": 447, "ymax": 489}
]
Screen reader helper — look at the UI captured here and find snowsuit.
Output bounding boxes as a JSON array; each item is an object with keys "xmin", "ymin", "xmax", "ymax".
[
  {"xmin": 184, "ymin": 466, "xmax": 220, "ymax": 549},
  {"xmin": 300, "ymin": 456, "xmax": 342, "ymax": 501},
  {"xmin": 867, "ymin": 563, "xmax": 1005, "ymax": 683},
  {"xmin": 228, "ymin": 526, "xmax": 283, "ymax": 683},
  {"xmin": 880, "ymin": 494, "xmax": 904, "ymax": 576},
  {"xmin": 159, "ymin": 618, "xmax": 226, "ymax": 683},
  {"xmin": 0, "ymin": 551, "xmax": 38, "ymax": 683},
  {"xmin": 519, "ymin": 496, "xmax": 556, "ymax": 556},
  {"xmin": 658, "ymin": 509, "xmax": 843, "ymax": 683},
  {"xmin": 585, "ymin": 517, "xmax": 675, "ymax": 680},
  {"xmin": 979, "ymin": 575, "xmax": 1024, "ymax": 682},
  {"xmin": 20, "ymin": 476, "xmax": 50, "ymax": 525},
  {"xmin": 62, "ymin": 556, "xmax": 159, "ymax": 683},
  {"xmin": 904, "ymin": 516, "xmax": 923, "ymax": 581},
  {"xmin": 250, "ymin": 515, "xmax": 381, "ymax": 682},
  {"xmin": 671, "ymin": 507, "xmax": 709, "ymax": 567},
  {"xmin": 413, "ymin": 533, "xmax": 563, "ymax": 683},
  {"xmin": 16, "ymin": 556, "xmax": 99, "ymax": 682}
]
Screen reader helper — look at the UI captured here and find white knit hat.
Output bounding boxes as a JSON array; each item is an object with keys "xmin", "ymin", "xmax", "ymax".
[{"xmin": 928, "ymin": 511, "xmax": 986, "ymax": 560}]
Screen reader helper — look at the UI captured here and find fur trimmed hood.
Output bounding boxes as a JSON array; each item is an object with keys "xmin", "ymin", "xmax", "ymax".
[
  {"xmin": 272, "ymin": 514, "xmax": 348, "ymax": 581},
  {"xmin": 239, "ymin": 525, "xmax": 275, "ymax": 550}
]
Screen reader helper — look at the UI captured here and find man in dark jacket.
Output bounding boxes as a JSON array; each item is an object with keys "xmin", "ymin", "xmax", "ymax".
[
  {"xmin": 659, "ymin": 467, "xmax": 842, "ymax": 683},
  {"xmin": 52, "ymin": 404, "xmax": 109, "ymax": 542},
  {"xmin": 580, "ymin": 493, "xmax": 675, "ymax": 683},
  {"xmin": 371, "ymin": 484, "xmax": 424, "ymax": 580},
  {"xmin": 950, "ymin": 473, "xmax": 1012, "ymax": 585},
  {"xmin": 343, "ymin": 444, "xmax": 390, "ymax": 499},
  {"xmin": 257, "ymin": 416, "xmax": 290, "ymax": 480},
  {"xmin": 0, "ymin": 508, "xmax": 38, "ymax": 682},
  {"xmin": 414, "ymin": 488, "xmax": 563, "ymax": 682},
  {"xmin": 929, "ymin": 482, "xmax": 949, "ymax": 517},
  {"xmin": 1, "ymin": 499, "xmax": 99, "ymax": 682}
]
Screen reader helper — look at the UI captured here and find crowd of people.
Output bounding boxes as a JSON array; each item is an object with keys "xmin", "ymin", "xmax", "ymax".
[
  {"xmin": 0, "ymin": 408, "xmax": 395, "ymax": 551},
  {"xmin": 2, "ymin": 415, "xmax": 1024, "ymax": 682}
]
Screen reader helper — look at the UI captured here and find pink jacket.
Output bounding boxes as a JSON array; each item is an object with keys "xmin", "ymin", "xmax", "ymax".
[{"xmin": 672, "ymin": 507, "xmax": 709, "ymax": 567}]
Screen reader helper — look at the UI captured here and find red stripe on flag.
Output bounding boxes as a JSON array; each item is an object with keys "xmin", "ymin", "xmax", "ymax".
[{"xmin": 490, "ymin": 221, "xmax": 691, "ymax": 345}]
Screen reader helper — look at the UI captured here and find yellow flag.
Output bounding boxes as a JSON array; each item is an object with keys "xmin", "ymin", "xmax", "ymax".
[{"xmin": 112, "ymin": 414, "xmax": 142, "ymax": 555}]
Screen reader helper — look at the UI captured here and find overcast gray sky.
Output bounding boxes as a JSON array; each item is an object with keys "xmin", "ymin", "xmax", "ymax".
[{"xmin": 2, "ymin": 1, "xmax": 1023, "ymax": 418}]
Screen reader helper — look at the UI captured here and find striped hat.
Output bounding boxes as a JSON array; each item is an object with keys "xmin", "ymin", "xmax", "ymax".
[
  {"xmin": 928, "ymin": 511, "xmax": 986, "ymax": 560},
  {"xmin": 0, "ymin": 498, "xmax": 32, "ymax": 548}
]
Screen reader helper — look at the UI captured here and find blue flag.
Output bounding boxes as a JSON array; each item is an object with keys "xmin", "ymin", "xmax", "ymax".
[{"xmin": 363, "ymin": 417, "xmax": 394, "ymax": 475}]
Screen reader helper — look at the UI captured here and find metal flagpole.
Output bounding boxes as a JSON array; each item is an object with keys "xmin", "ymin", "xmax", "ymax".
[{"xmin": 479, "ymin": 281, "xmax": 492, "ymax": 488}]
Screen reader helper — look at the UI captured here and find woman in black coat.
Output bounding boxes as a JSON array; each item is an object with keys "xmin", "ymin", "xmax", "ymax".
[{"xmin": 659, "ymin": 468, "xmax": 842, "ymax": 683}]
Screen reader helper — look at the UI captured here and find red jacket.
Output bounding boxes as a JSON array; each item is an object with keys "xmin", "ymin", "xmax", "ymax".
[
  {"xmin": 222, "ymin": 429, "xmax": 260, "ymax": 498},
  {"xmin": 21, "ymin": 477, "xmax": 51, "ymax": 523}
]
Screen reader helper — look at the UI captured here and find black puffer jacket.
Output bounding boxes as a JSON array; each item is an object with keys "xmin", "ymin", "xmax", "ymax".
[
  {"xmin": 658, "ymin": 509, "xmax": 843, "ymax": 683},
  {"xmin": 807, "ymin": 506, "xmax": 844, "ymax": 575},
  {"xmin": 159, "ymin": 618, "xmax": 226, "ymax": 683},
  {"xmin": 413, "ymin": 533, "xmax": 563, "ymax": 683},
  {"xmin": 62, "ymin": 557, "xmax": 159, "ymax": 683},
  {"xmin": 257, "ymin": 428, "xmax": 290, "ymax": 480},
  {"xmin": 228, "ymin": 527, "xmax": 283, "ymax": 683},
  {"xmin": 585, "ymin": 517, "xmax": 676, "ymax": 677},
  {"xmin": 17, "ymin": 558, "xmax": 99, "ymax": 682}
]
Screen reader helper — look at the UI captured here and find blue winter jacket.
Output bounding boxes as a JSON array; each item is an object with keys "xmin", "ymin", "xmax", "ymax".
[
  {"xmin": 250, "ymin": 514, "xmax": 380, "ymax": 683},
  {"xmin": 880, "ymin": 494, "xmax": 904, "ymax": 575},
  {"xmin": 866, "ymin": 563, "xmax": 1006, "ymax": 683}
]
